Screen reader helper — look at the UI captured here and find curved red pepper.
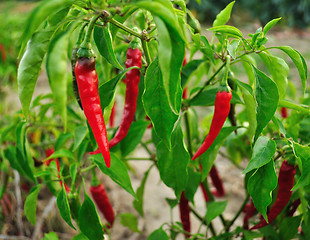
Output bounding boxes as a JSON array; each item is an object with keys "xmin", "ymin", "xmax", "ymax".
[
  {"xmin": 192, "ymin": 90, "xmax": 232, "ymax": 160},
  {"xmin": 75, "ymin": 57, "xmax": 111, "ymax": 168},
  {"xmin": 109, "ymin": 102, "xmax": 116, "ymax": 128},
  {"xmin": 281, "ymin": 107, "xmax": 288, "ymax": 118},
  {"xmin": 251, "ymin": 160, "xmax": 296, "ymax": 230},
  {"xmin": 179, "ymin": 191, "xmax": 191, "ymax": 238},
  {"xmin": 210, "ymin": 165, "xmax": 225, "ymax": 197},
  {"xmin": 108, "ymin": 47, "xmax": 142, "ymax": 148},
  {"xmin": 90, "ymin": 183, "xmax": 115, "ymax": 228}
]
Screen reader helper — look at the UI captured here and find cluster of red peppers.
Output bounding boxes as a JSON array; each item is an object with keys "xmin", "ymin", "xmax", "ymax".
[
  {"xmin": 73, "ymin": 16, "xmax": 142, "ymax": 168},
  {"xmin": 69, "ymin": 15, "xmax": 298, "ymax": 236}
]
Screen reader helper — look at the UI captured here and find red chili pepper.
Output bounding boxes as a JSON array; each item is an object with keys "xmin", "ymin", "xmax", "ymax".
[
  {"xmin": 243, "ymin": 200, "xmax": 257, "ymax": 229},
  {"xmin": 192, "ymin": 90, "xmax": 232, "ymax": 160},
  {"xmin": 251, "ymin": 160, "xmax": 296, "ymax": 230},
  {"xmin": 109, "ymin": 102, "xmax": 116, "ymax": 128},
  {"xmin": 281, "ymin": 107, "xmax": 288, "ymax": 118},
  {"xmin": 90, "ymin": 183, "xmax": 115, "ymax": 228},
  {"xmin": 75, "ymin": 17, "xmax": 111, "ymax": 168},
  {"xmin": 288, "ymin": 199, "xmax": 301, "ymax": 216},
  {"xmin": 108, "ymin": 47, "xmax": 142, "ymax": 148},
  {"xmin": 0, "ymin": 43, "xmax": 7, "ymax": 62},
  {"xmin": 182, "ymin": 87, "xmax": 188, "ymax": 99},
  {"xmin": 209, "ymin": 165, "xmax": 225, "ymax": 197},
  {"xmin": 179, "ymin": 191, "xmax": 191, "ymax": 238},
  {"xmin": 45, "ymin": 148, "xmax": 70, "ymax": 193}
]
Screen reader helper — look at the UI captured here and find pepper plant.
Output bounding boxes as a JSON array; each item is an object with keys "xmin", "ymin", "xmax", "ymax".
[{"xmin": 1, "ymin": 0, "xmax": 310, "ymax": 239}]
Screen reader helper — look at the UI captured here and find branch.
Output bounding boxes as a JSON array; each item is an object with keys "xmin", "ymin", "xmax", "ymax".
[
  {"xmin": 13, "ymin": 171, "xmax": 23, "ymax": 235},
  {"xmin": 32, "ymin": 196, "xmax": 57, "ymax": 240}
]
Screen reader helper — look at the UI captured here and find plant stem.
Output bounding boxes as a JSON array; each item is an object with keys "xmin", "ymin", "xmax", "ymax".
[
  {"xmin": 202, "ymin": 179, "xmax": 227, "ymax": 228},
  {"xmin": 184, "ymin": 110, "xmax": 193, "ymax": 158},
  {"xmin": 81, "ymin": 164, "xmax": 96, "ymax": 173},
  {"xmin": 142, "ymin": 33, "xmax": 152, "ymax": 66},
  {"xmin": 108, "ymin": 17, "xmax": 141, "ymax": 38},
  {"xmin": 225, "ymin": 194, "xmax": 250, "ymax": 232},
  {"xmin": 190, "ymin": 62, "xmax": 226, "ymax": 102},
  {"xmin": 190, "ymin": 206, "xmax": 216, "ymax": 236}
]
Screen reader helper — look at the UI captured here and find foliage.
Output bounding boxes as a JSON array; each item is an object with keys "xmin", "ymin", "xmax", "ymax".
[{"xmin": 1, "ymin": 0, "xmax": 310, "ymax": 239}]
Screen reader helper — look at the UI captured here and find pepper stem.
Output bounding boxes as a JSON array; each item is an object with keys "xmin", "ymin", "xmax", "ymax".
[
  {"xmin": 219, "ymin": 55, "xmax": 231, "ymax": 92},
  {"xmin": 77, "ymin": 15, "xmax": 100, "ymax": 58},
  {"xmin": 91, "ymin": 168, "xmax": 100, "ymax": 187},
  {"xmin": 75, "ymin": 22, "xmax": 88, "ymax": 47}
]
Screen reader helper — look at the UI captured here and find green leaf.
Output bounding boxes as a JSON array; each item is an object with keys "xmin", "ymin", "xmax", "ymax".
[
  {"xmin": 242, "ymin": 136, "xmax": 276, "ymax": 174},
  {"xmin": 57, "ymin": 186, "xmax": 76, "ymax": 229},
  {"xmin": 156, "ymin": 125, "xmax": 190, "ymax": 198},
  {"xmin": 20, "ymin": 0, "xmax": 74, "ymax": 53},
  {"xmin": 42, "ymin": 232, "xmax": 59, "ymax": 240},
  {"xmin": 213, "ymin": 1, "xmax": 235, "ymax": 27},
  {"xmin": 73, "ymin": 126, "xmax": 88, "ymax": 152},
  {"xmin": 259, "ymin": 52, "xmax": 289, "ymax": 99},
  {"xmin": 133, "ymin": 166, "xmax": 152, "ymax": 216},
  {"xmin": 18, "ymin": 28, "xmax": 56, "ymax": 117},
  {"xmin": 45, "ymin": 149, "xmax": 74, "ymax": 162},
  {"xmin": 91, "ymin": 153, "xmax": 136, "ymax": 198},
  {"xmin": 165, "ymin": 198, "xmax": 179, "ymax": 209},
  {"xmin": 119, "ymin": 213, "xmax": 141, "ymax": 233},
  {"xmin": 263, "ymin": 17, "xmax": 282, "ymax": 36},
  {"xmin": 120, "ymin": 120, "xmax": 149, "ymax": 157},
  {"xmin": 271, "ymin": 46, "xmax": 308, "ymax": 94},
  {"xmin": 153, "ymin": 16, "xmax": 184, "ymax": 112},
  {"xmin": 206, "ymin": 201, "xmax": 228, "ymax": 224},
  {"xmin": 227, "ymin": 39, "xmax": 240, "ymax": 59},
  {"xmin": 237, "ymin": 81, "xmax": 257, "ymax": 141},
  {"xmin": 248, "ymin": 160, "xmax": 277, "ymax": 220},
  {"xmin": 291, "ymin": 143, "xmax": 310, "ymax": 191},
  {"xmin": 142, "ymin": 58, "xmax": 178, "ymax": 149},
  {"xmin": 181, "ymin": 60, "xmax": 205, "ymax": 87},
  {"xmin": 99, "ymin": 67, "xmax": 138, "ymax": 110},
  {"xmin": 15, "ymin": 122, "xmax": 36, "ymax": 182},
  {"xmin": 208, "ymin": 25, "xmax": 243, "ymax": 39},
  {"xmin": 279, "ymin": 99, "xmax": 310, "ymax": 114},
  {"xmin": 134, "ymin": 0, "xmax": 185, "ymax": 112},
  {"xmin": 184, "ymin": 167, "xmax": 201, "ymax": 203},
  {"xmin": 46, "ymin": 31, "xmax": 70, "ymax": 130},
  {"xmin": 55, "ymin": 132, "xmax": 72, "ymax": 151},
  {"xmin": 70, "ymin": 163, "xmax": 78, "ymax": 190},
  {"xmin": 279, "ymin": 216, "xmax": 302, "ymax": 240},
  {"xmin": 253, "ymin": 66, "xmax": 279, "ymax": 141},
  {"xmin": 147, "ymin": 227, "xmax": 169, "ymax": 240},
  {"xmin": 79, "ymin": 194, "xmax": 104, "ymax": 240},
  {"xmin": 4, "ymin": 146, "xmax": 23, "ymax": 173},
  {"xmin": 24, "ymin": 185, "xmax": 41, "ymax": 225},
  {"xmin": 200, "ymin": 127, "xmax": 237, "ymax": 180},
  {"xmin": 94, "ymin": 25, "xmax": 123, "ymax": 70},
  {"xmin": 72, "ymin": 233, "xmax": 88, "ymax": 240},
  {"xmin": 16, "ymin": 121, "xmax": 27, "ymax": 154},
  {"xmin": 135, "ymin": 0, "xmax": 183, "ymax": 39}
]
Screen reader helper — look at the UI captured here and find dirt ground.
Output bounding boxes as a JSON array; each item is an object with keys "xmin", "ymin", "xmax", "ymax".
[{"xmin": 2, "ymin": 26, "xmax": 310, "ymax": 240}]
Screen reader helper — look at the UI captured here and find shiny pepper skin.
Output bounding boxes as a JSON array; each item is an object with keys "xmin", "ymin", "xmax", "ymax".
[
  {"xmin": 192, "ymin": 91, "xmax": 232, "ymax": 160},
  {"xmin": 90, "ymin": 184, "xmax": 115, "ymax": 227},
  {"xmin": 179, "ymin": 192, "xmax": 191, "ymax": 238},
  {"xmin": 251, "ymin": 160, "xmax": 296, "ymax": 230},
  {"xmin": 75, "ymin": 57, "xmax": 111, "ymax": 168},
  {"xmin": 109, "ymin": 48, "xmax": 142, "ymax": 148}
]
